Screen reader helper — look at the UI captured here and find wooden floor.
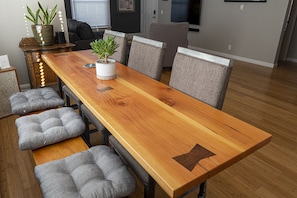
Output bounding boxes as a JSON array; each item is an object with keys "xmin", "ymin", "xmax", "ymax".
[{"xmin": 1, "ymin": 60, "xmax": 297, "ymax": 198}]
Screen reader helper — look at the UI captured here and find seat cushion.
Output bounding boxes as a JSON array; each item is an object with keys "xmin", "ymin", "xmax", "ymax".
[
  {"xmin": 9, "ymin": 87, "xmax": 64, "ymax": 115},
  {"xmin": 34, "ymin": 145, "xmax": 136, "ymax": 198},
  {"xmin": 16, "ymin": 107, "xmax": 85, "ymax": 150}
]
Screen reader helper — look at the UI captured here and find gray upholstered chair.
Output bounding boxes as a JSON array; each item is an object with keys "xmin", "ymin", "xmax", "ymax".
[
  {"xmin": 103, "ymin": 29, "xmax": 127, "ymax": 64},
  {"xmin": 169, "ymin": 47, "xmax": 233, "ymax": 197},
  {"xmin": 149, "ymin": 22, "xmax": 189, "ymax": 68},
  {"xmin": 62, "ymin": 85, "xmax": 83, "ymax": 115},
  {"xmin": 127, "ymin": 36, "xmax": 166, "ymax": 81},
  {"xmin": 34, "ymin": 145, "xmax": 136, "ymax": 198},
  {"xmin": 80, "ymin": 104, "xmax": 110, "ymax": 146},
  {"xmin": 109, "ymin": 47, "xmax": 233, "ymax": 198},
  {"xmin": 9, "ymin": 87, "xmax": 64, "ymax": 115},
  {"xmin": 170, "ymin": 47, "xmax": 233, "ymax": 110},
  {"xmin": 109, "ymin": 136, "xmax": 155, "ymax": 198}
]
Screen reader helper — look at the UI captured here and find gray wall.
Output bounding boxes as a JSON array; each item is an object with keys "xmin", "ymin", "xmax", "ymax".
[{"xmin": 158, "ymin": 0, "xmax": 290, "ymax": 67}]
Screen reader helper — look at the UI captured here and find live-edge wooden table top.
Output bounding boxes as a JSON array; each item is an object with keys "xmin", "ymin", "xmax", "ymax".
[{"xmin": 42, "ymin": 50, "xmax": 271, "ymax": 198}]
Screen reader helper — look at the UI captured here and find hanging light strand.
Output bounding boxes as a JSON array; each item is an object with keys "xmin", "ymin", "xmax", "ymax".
[
  {"xmin": 58, "ymin": 11, "xmax": 64, "ymax": 32},
  {"xmin": 21, "ymin": 0, "xmax": 30, "ymax": 37}
]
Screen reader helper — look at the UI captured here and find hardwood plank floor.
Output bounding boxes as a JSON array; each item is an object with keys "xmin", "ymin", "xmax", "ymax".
[{"xmin": 1, "ymin": 60, "xmax": 297, "ymax": 198}]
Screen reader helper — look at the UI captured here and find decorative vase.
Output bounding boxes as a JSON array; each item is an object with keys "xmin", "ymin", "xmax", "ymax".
[
  {"xmin": 95, "ymin": 59, "xmax": 116, "ymax": 80},
  {"xmin": 31, "ymin": 25, "xmax": 54, "ymax": 46}
]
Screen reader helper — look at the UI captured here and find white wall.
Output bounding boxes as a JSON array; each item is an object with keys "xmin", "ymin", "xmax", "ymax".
[
  {"xmin": 0, "ymin": 0, "xmax": 67, "ymax": 88},
  {"xmin": 158, "ymin": 0, "xmax": 290, "ymax": 67}
]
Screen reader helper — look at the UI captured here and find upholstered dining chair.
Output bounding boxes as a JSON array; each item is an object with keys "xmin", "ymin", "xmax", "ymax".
[
  {"xmin": 127, "ymin": 35, "xmax": 166, "ymax": 81},
  {"xmin": 149, "ymin": 22, "xmax": 189, "ymax": 68},
  {"xmin": 169, "ymin": 47, "xmax": 233, "ymax": 110},
  {"xmin": 80, "ymin": 104, "xmax": 110, "ymax": 146},
  {"xmin": 109, "ymin": 47, "xmax": 233, "ymax": 198},
  {"xmin": 103, "ymin": 29, "xmax": 127, "ymax": 64}
]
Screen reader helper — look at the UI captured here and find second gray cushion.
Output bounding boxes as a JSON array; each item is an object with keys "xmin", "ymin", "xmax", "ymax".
[{"xmin": 16, "ymin": 107, "xmax": 85, "ymax": 150}]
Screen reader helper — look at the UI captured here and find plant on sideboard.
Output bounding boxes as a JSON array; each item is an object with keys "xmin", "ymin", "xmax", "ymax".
[
  {"xmin": 25, "ymin": 2, "xmax": 58, "ymax": 45},
  {"xmin": 90, "ymin": 36, "xmax": 119, "ymax": 80}
]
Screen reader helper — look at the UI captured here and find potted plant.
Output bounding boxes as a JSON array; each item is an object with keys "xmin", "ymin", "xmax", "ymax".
[
  {"xmin": 90, "ymin": 36, "xmax": 119, "ymax": 80},
  {"xmin": 25, "ymin": 2, "xmax": 57, "ymax": 45}
]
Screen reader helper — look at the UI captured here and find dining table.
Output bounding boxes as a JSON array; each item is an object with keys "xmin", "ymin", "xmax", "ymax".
[{"xmin": 42, "ymin": 50, "xmax": 272, "ymax": 198}]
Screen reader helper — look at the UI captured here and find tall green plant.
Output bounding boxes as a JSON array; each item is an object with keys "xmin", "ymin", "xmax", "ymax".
[
  {"xmin": 25, "ymin": 2, "xmax": 57, "ymax": 25},
  {"xmin": 90, "ymin": 36, "xmax": 119, "ymax": 64}
]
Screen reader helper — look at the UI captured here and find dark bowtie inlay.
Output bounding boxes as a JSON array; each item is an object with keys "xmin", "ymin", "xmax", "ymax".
[{"xmin": 173, "ymin": 144, "xmax": 215, "ymax": 171}]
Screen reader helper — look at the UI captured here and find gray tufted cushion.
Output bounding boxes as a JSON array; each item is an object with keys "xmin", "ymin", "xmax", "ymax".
[
  {"xmin": 9, "ymin": 87, "xmax": 64, "ymax": 115},
  {"xmin": 34, "ymin": 145, "xmax": 136, "ymax": 198},
  {"xmin": 15, "ymin": 107, "xmax": 85, "ymax": 150}
]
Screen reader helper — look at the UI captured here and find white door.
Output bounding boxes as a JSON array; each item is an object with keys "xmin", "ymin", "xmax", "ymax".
[{"xmin": 141, "ymin": 0, "xmax": 158, "ymax": 37}]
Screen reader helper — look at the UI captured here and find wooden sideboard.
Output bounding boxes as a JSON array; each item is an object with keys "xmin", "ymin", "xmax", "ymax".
[{"xmin": 19, "ymin": 37, "xmax": 75, "ymax": 88}]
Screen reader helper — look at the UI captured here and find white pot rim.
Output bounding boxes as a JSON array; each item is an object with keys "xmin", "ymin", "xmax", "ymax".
[{"xmin": 96, "ymin": 59, "xmax": 116, "ymax": 64}]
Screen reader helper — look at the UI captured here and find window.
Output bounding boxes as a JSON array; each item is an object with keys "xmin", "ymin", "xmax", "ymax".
[{"xmin": 71, "ymin": 0, "xmax": 110, "ymax": 28}]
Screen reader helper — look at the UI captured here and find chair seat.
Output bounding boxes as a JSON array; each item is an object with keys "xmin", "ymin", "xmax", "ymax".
[
  {"xmin": 15, "ymin": 107, "xmax": 85, "ymax": 150},
  {"xmin": 62, "ymin": 84, "xmax": 83, "ymax": 115},
  {"xmin": 9, "ymin": 87, "xmax": 64, "ymax": 115},
  {"xmin": 34, "ymin": 145, "xmax": 136, "ymax": 198},
  {"xmin": 62, "ymin": 85, "xmax": 80, "ymax": 103},
  {"xmin": 109, "ymin": 136, "xmax": 150, "ymax": 186},
  {"xmin": 81, "ymin": 104, "xmax": 109, "ymax": 146}
]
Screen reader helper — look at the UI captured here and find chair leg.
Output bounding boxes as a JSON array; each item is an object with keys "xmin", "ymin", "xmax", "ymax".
[
  {"xmin": 144, "ymin": 176, "xmax": 156, "ymax": 198},
  {"xmin": 57, "ymin": 77, "xmax": 63, "ymax": 98},
  {"xmin": 81, "ymin": 112, "xmax": 92, "ymax": 147},
  {"xmin": 197, "ymin": 181, "xmax": 207, "ymax": 198},
  {"xmin": 101, "ymin": 128, "xmax": 109, "ymax": 145},
  {"xmin": 77, "ymin": 101, "xmax": 82, "ymax": 116},
  {"xmin": 64, "ymin": 94, "xmax": 71, "ymax": 107}
]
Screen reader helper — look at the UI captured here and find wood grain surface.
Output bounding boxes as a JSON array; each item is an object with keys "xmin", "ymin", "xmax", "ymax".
[{"xmin": 41, "ymin": 50, "xmax": 271, "ymax": 197}]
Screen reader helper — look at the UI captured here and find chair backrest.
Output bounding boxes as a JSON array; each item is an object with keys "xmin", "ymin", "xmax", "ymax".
[
  {"xmin": 128, "ymin": 36, "xmax": 166, "ymax": 81},
  {"xmin": 103, "ymin": 30, "xmax": 127, "ymax": 64},
  {"xmin": 149, "ymin": 22, "xmax": 189, "ymax": 68},
  {"xmin": 169, "ymin": 47, "xmax": 233, "ymax": 109}
]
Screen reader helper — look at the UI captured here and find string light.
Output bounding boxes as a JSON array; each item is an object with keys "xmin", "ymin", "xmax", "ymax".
[
  {"xmin": 21, "ymin": 0, "xmax": 30, "ymax": 37},
  {"xmin": 58, "ymin": 11, "xmax": 64, "ymax": 32}
]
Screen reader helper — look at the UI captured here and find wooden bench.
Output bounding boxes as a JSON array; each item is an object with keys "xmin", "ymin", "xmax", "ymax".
[{"xmin": 32, "ymin": 136, "xmax": 89, "ymax": 165}]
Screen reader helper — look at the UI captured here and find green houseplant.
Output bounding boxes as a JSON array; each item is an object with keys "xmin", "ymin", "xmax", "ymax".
[
  {"xmin": 90, "ymin": 36, "xmax": 119, "ymax": 80},
  {"xmin": 25, "ymin": 2, "xmax": 58, "ymax": 45}
]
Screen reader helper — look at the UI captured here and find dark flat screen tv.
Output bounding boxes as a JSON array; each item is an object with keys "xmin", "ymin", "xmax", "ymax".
[{"xmin": 171, "ymin": 0, "xmax": 202, "ymax": 26}]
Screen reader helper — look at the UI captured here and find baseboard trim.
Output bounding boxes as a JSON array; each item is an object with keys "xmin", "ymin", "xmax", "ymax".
[
  {"xmin": 20, "ymin": 83, "xmax": 31, "ymax": 91},
  {"xmin": 188, "ymin": 46, "xmax": 275, "ymax": 68},
  {"xmin": 287, "ymin": 57, "xmax": 297, "ymax": 63}
]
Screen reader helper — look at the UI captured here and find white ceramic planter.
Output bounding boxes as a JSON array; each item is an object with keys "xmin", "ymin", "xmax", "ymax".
[{"xmin": 95, "ymin": 59, "xmax": 116, "ymax": 80}]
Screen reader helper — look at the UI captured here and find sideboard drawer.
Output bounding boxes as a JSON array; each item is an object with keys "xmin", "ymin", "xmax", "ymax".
[{"xmin": 19, "ymin": 37, "xmax": 75, "ymax": 88}]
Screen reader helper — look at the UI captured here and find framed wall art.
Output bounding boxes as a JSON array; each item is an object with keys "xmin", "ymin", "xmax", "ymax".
[{"xmin": 117, "ymin": 0, "xmax": 135, "ymax": 12}]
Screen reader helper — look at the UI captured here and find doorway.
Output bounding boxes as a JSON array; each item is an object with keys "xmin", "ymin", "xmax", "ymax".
[
  {"xmin": 278, "ymin": 0, "xmax": 297, "ymax": 62},
  {"xmin": 141, "ymin": 0, "xmax": 158, "ymax": 36}
]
